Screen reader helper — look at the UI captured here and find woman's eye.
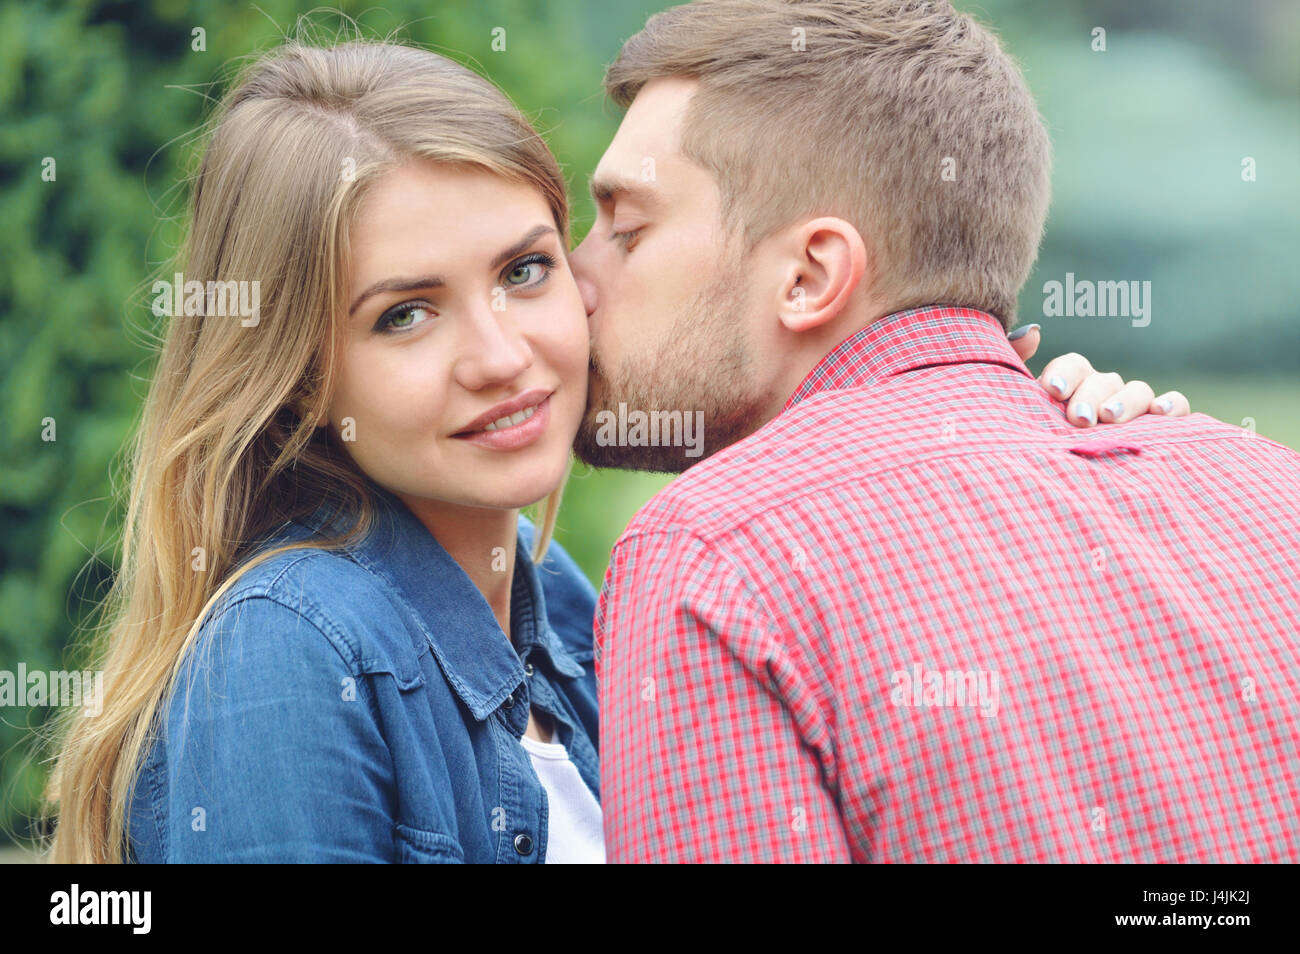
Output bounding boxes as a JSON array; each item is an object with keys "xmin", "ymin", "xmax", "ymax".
[
  {"xmin": 505, "ymin": 263, "xmax": 541, "ymax": 285},
  {"xmin": 500, "ymin": 252, "xmax": 556, "ymax": 290},
  {"xmin": 378, "ymin": 303, "xmax": 433, "ymax": 333}
]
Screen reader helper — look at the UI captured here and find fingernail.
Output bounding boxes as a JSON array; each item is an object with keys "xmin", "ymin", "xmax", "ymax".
[
  {"xmin": 1047, "ymin": 374, "xmax": 1068, "ymax": 397},
  {"xmin": 1007, "ymin": 323, "xmax": 1040, "ymax": 342},
  {"xmin": 1102, "ymin": 399, "xmax": 1124, "ymax": 420},
  {"xmin": 1155, "ymin": 396, "xmax": 1174, "ymax": 413},
  {"xmin": 1074, "ymin": 402, "xmax": 1096, "ymax": 425}
]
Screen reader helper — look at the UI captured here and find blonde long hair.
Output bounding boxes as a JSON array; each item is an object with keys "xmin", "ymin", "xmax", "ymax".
[{"xmin": 42, "ymin": 38, "xmax": 572, "ymax": 863}]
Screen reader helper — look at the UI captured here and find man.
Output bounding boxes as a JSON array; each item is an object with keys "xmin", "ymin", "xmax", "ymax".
[{"xmin": 567, "ymin": 0, "xmax": 1299, "ymax": 862}]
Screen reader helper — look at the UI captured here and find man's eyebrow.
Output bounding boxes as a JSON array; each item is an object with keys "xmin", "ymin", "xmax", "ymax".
[
  {"xmin": 588, "ymin": 174, "xmax": 659, "ymax": 206},
  {"xmin": 348, "ymin": 224, "xmax": 557, "ymax": 317}
]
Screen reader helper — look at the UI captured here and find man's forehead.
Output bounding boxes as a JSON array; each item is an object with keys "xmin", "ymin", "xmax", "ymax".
[{"xmin": 592, "ymin": 77, "xmax": 699, "ymax": 192}]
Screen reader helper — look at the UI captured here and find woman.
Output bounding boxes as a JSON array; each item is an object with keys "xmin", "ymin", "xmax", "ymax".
[{"xmin": 43, "ymin": 38, "xmax": 1173, "ymax": 863}]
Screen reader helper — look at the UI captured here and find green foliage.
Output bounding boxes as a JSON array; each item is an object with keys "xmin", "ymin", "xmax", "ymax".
[
  {"xmin": 0, "ymin": 0, "xmax": 1295, "ymax": 849},
  {"xmin": 0, "ymin": 0, "xmax": 666, "ymax": 849}
]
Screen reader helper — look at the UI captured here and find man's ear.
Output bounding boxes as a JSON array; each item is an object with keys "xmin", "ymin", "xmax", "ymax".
[{"xmin": 775, "ymin": 217, "xmax": 868, "ymax": 334}]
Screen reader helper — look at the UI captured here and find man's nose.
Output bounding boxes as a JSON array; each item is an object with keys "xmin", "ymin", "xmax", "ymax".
[{"xmin": 569, "ymin": 238, "xmax": 598, "ymax": 319}]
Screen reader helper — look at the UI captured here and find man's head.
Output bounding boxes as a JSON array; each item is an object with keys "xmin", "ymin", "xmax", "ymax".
[{"xmin": 570, "ymin": 0, "xmax": 1051, "ymax": 472}]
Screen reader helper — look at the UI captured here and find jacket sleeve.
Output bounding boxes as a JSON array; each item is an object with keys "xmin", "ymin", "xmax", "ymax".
[{"xmin": 158, "ymin": 595, "xmax": 448, "ymax": 862}]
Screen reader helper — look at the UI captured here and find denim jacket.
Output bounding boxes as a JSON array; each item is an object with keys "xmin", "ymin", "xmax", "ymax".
[{"xmin": 126, "ymin": 486, "xmax": 600, "ymax": 863}]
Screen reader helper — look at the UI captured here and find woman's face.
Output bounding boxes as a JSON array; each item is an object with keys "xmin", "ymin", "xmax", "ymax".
[{"xmin": 327, "ymin": 160, "xmax": 588, "ymax": 512}]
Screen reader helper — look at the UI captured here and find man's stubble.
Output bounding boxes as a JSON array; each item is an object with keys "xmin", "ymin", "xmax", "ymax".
[{"xmin": 572, "ymin": 260, "xmax": 773, "ymax": 474}]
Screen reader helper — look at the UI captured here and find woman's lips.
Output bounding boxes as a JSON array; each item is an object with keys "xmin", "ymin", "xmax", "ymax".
[{"xmin": 452, "ymin": 394, "xmax": 551, "ymax": 450}]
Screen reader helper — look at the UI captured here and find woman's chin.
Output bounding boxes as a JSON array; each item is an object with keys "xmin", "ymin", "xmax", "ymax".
[{"xmin": 475, "ymin": 463, "xmax": 570, "ymax": 512}]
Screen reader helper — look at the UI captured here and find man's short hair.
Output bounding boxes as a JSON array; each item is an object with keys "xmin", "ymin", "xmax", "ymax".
[{"xmin": 606, "ymin": 0, "xmax": 1052, "ymax": 325}]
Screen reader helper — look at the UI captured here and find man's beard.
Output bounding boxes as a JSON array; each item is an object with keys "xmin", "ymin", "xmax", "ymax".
[{"xmin": 573, "ymin": 264, "xmax": 771, "ymax": 474}]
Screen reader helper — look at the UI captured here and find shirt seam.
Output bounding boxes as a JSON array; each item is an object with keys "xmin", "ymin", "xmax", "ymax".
[
  {"xmin": 203, "ymin": 588, "xmax": 367, "ymax": 677},
  {"xmin": 611, "ymin": 527, "xmax": 839, "ymax": 789},
  {"xmin": 160, "ymin": 594, "xmax": 394, "ymax": 861},
  {"xmin": 707, "ymin": 543, "xmax": 837, "ymax": 752},
  {"xmin": 346, "ymin": 540, "xmax": 521, "ymax": 715},
  {"xmin": 615, "ymin": 426, "xmax": 1280, "ymax": 550}
]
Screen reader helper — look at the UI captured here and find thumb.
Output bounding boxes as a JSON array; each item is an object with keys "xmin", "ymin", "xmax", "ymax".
[{"xmin": 1007, "ymin": 323, "xmax": 1041, "ymax": 362}]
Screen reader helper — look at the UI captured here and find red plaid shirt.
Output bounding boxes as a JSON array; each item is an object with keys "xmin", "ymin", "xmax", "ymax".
[{"xmin": 594, "ymin": 305, "xmax": 1300, "ymax": 863}]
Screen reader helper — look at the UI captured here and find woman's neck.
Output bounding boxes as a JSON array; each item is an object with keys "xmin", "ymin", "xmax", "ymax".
[{"xmin": 396, "ymin": 495, "xmax": 518, "ymax": 640}]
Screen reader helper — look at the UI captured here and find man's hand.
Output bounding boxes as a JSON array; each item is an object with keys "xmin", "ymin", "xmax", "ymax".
[{"xmin": 1008, "ymin": 323, "xmax": 1190, "ymax": 427}]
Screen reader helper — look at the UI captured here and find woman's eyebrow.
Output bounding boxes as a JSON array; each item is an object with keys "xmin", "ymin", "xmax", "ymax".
[
  {"xmin": 489, "ymin": 224, "xmax": 556, "ymax": 270},
  {"xmin": 348, "ymin": 224, "xmax": 557, "ymax": 317},
  {"xmin": 349, "ymin": 274, "xmax": 445, "ymax": 316}
]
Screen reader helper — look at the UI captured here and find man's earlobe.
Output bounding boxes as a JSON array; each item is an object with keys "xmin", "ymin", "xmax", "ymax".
[
  {"xmin": 776, "ymin": 217, "xmax": 868, "ymax": 334},
  {"xmin": 779, "ymin": 274, "xmax": 824, "ymax": 333}
]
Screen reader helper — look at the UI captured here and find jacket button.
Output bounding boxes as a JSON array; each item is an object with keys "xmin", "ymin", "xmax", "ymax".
[
  {"xmin": 513, "ymin": 833, "xmax": 533, "ymax": 855},
  {"xmin": 523, "ymin": 663, "xmax": 535, "ymax": 677},
  {"xmin": 502, "ymin": 692, "xmax": 514, "ymax": 709}
]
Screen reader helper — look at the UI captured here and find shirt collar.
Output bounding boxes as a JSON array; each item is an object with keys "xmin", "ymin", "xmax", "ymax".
[
  {"xmin": 295, "ymin": 484, "xmax": 585, "ymax": 720},
  {"xmin": 783, "ymin": 305, "xmax": 1035, "ymax": 412}
]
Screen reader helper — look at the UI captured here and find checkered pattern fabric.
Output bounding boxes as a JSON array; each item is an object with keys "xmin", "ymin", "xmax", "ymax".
[{"xmin": 595, "ymin": 305, "xmax": 1300, "ymax": 863}]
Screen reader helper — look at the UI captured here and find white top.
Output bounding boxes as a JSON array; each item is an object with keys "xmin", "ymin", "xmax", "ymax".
[{"xmin": 519, "ymin": 729, "xmax": 606, "ymax": 864}]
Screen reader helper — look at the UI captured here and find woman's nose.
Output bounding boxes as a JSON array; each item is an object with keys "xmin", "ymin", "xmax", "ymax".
[{"xmin": 454, "ymin": 304, "xmax": 534, "ymax": 390}]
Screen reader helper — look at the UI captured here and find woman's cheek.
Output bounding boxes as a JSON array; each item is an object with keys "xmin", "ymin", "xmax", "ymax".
[
  {"xmin": 331, "ymin": 367, "xmax": 417, "ymax": 465},
  {"xmin": 552, "ymin": 289, "xmax": 591, "ymax": 371}
]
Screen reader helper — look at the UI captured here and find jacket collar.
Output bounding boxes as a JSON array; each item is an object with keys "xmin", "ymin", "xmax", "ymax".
[
  {"xmin": 783, "ymin": 305, "xmax": 1035, "ymax": 411},
  {"xmin": 295, "ymin": 484, "xmax": 585, "ymax": 720}
]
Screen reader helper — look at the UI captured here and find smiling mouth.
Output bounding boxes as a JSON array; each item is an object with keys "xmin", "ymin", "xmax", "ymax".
[
  {"xmin": 474, "ymin": 404, "xmax": 539, "ymax": 433},
  {"xmin": 451, "ymin": 387, "xmax": 552, "ymax": 437},
  {"xmin": 449, "ymin": 393, "xmax": 552, "ymax": 451}
]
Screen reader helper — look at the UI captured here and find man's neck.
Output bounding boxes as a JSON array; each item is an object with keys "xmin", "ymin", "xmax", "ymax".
[{"xmin": 766, "ymin": 299, "xmax": 897, "ymax": 421}]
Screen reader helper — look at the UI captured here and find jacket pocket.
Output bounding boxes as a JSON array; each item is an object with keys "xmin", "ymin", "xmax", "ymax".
[{"xmin": 394, "ymin": 823, "xmax": 464, "ymax": 864}]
